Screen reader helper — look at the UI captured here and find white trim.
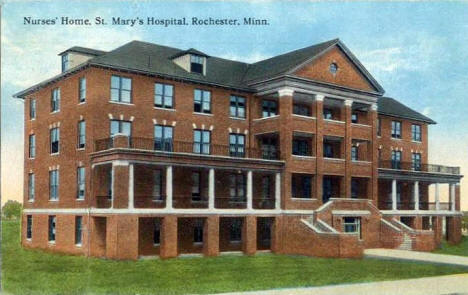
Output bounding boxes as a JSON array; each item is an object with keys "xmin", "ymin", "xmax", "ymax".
[
  {"xmin": 391, "ymin": 137, "xmax": 402, "ymax": 141},
  {"xmin": 332, "ymin": 210, "xmax": 370, "ymax": 216},
  {"xmin": 113, "ymin": 160, "xmax": 129, "ymax": 167},
  {"xmin": 344, "ymin": 99, "xmax": 353, "ymax": 107},
  {"xmin": 278, "ymin": 87, "xmax": 294, "ymax": 97},
  {"xmin": 351, "ymin": 123, "xmax": 371, "ymax": 128},
  {"xmin": 411, "ymin": 140, "xmax": 422, "ymax": 144},
  {"xmin": 75, "ymin": 243, "xmax": 82, "ymax": 248},
  {"xmin": 351, "ymin": 160, "xmax": 371, "ymax": 165},
  {"xmin": 315, "ymin": 94, "xmax": 325, "ymax": 101},
  {"xmin": 380, "ymin": 210, "xmax": 462, "ymax": 216},
  {"xmin": 253, "ymin": 115, "xmax": 280, "ymax": 122},
  {"xmin": 292, "ymin": 155, "xmax": 316, "ymax": 160},
  {"xmin": 317, "ymin": 218, "xmax": 339, "ymax": 233},
  {"xmin": 229, "ymin": 117, "xmax": 246, "ymax": 121},
  {"xmin": 292, "ymin": 114, "xmax": 317, "ymax": 120},
  {"xmin": 154, "ymin": 107, "xmax": 176, "ymax": 112},
  {"xmin": 291, "ymin": 198, "xmax": 317, "ymax": 201},
  {"xmin": 381, "ymin": 219, "xmax": 401, "ymax": 232},
  {"xmin": 324, "ymin": 157, "xmax": 345, "ymax": 162},
  {"xmin": 109, "ymin": 101, "xmax": 135, "ymax": 106},
  {"xmin": 193, "ymin": 112, "xmax": 213, "ymax": 117},
  {"xmin": 324, "ymin": 119, "xmax": 345, "ymax": 124},
  {"xmin": 50, "ymin": 110, "xmax": 60, "ymax": 115},
  {"xmin": 370, "ymin": 103, "xmax": 378, "ymax": 111}
]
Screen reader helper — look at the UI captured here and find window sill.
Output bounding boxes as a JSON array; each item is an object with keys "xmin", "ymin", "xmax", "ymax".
[
  {"xmin": 411, "ymin": 140, "xmax": 422, "ymax": 144},
  {"xmin": 352, "ymin": 160, "xmax": 371, "ymax": 164},
  {"xmin": 50, "ymin": 153, "xmax": 60, "ymax": 156},
  {"xmin": 75, "ymin": 243, "xmax": 82, "ymax": 248},
  {"xmin": 28, "ymin": 199, "xmax": 34, "ymax": 203},
  {"xmin": 76, "ymin": 148, "xmax": 85, "ymax": 151},
  {"xmin": 193, "ymin": 112, "xmax": 213, "ymax": 116},
  {"xmin": 28, "ymin": 157, "xmax": 35, "ymax": 160},
  {"xmin": 292, "ymin": 155, "xmax": 316, "ymax": 159},
  {"xmin": 30, "ymin": 118, "xmax": 36, "ymax": 121},
  {"xmin": 153, "ymin": 243, "xmax": 160, "ymax": 247},
  {"xmin": 26, "ymin": 238, "xmax": 32, "ymax": 242},
  {"xmin": 291, "ymin": 198, "xmax": 317, "ymax": 201},
  {"xmin": 76, "ymin": 198, "xmax": 85, "ymax": 201},
  {"xmin": 48, "ymin": 241, "xmax": 56, "ymax": 245},
  {"xmin": 109, "ymin": 101, "xmax": 134, "ymax": 106},
  {"xmin": 253, "ymin": 115, "xmax": 279, "ymax": 121},
  {"xmin": 154, "ymin": 106, "xmax": 176, "ymax": 111},
  {"xmin": 229, "ymin": 116, "xmax": 246, "ymax": 121},
  {"xmin": 324, "ymin": 119, "xmax": 345, "ymax": 124},
  {"xmin": 391, "ymin": 137, "xmax": 402, "ymax": 141},
  {"xmin": 50, "ymin": 110, "xmax": 60, "ymax": 115},
  {"xmin": 351, "ymin": 123, "xmax": 371, "ymax": 128},
  {"xmin": 78, "ymin": 101, "xmax": 86, "ymax": 105},
  {"xmin": 193, "ymin": 242, "xmax": 203, "ymax": 246},
  {"xmin": 324, "ymin": 157, "xmax": 345, "ymax": 161},
  {"xmin": 292, "ymin": 114, "xmax": 316, "ymax": 120},
  {"xmin": 49, "ymin": 199, "xmax": 59, "ymax": 202}
]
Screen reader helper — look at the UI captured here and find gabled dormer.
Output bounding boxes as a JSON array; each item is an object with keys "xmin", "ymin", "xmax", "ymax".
[
  {"xmin": 171, "ymin": 48, "xmax": 209, "ymax": 75},
  {"xmin": 58, "ymin": 46, "xmax": 106, "ymax": 72}
]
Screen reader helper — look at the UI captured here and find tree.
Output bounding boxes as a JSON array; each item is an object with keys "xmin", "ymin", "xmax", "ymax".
[{"xmin": 2, "ymin": 200, "xmax": 22, "ymax": 220}]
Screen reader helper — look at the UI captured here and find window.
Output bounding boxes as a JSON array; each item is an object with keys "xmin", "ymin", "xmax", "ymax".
[
  {"xmin": 50, "ymin": 128, "xmax": 60, "ymax": 154},
  {"xmin": 230, "ymin": 95, "xmax": 246, "ymax": 118},
  {"xmin": 291, "ymin": 174, "xmax": 312, "ymax": 199},
  {"xmin": 412, "ymin": 153, "xmax": 422, "ymax": 171},
  {"xmin": 261, "ymin": 137, "xmax": 278, "ymax": 160},
  {"xmin": 293, "ymin": 104, "xmax": 310, "ymax": 116},
  {"xmin": 193, "ymin": 220, "xmax": 203, "ymax": 244},
  {"xmin": 262, "ymin": 100, "xmax": 277, "ymax": 118},
  {"xmin": 110, "ymin": 120, "xmax": 132, "ymax": 137},
  {"xmin": 323, "ymin": 108, "xmax": 333, "ymax": 120},
  {"xmin": 110, "ymin": 75, "xmax": 132, "ymax": 103},
  {"xmin": 49, "ymin": 169, "xmax": 59, "ymax": 200},
  {"xmin": 351, "ymin": 146, "xmax": 358, "ymax": 161},
  {"xmin": 391, "ymin": 121, "xmax": 402, "ymax": 139},
  {"xmin": 152, "ymin": 170, "xmax": 162, "ymax": 201},
  {"xmin": 77, "ymin": 120, "xmax": 86, "ymax": 149},
  {"xmin": 29, "ymin": 134, "xmax": 36, "ymax": 158},
  {"xmin": 75, "ymin": 216, "xmax": 82, "ymax": 245},
  {"xmin": 154, "ymin": 83, "xmax": 173, "ymax": 109},
  {"xmin": 351, "ymin": 179, "xmax": 359, "ymax": 199},
  {"xmin": 194, "ymin": 89, "xmax": 211, "ymax": 113},
  {"xmin": 192, "ymin": 172, "xmax": 201, "ymax": 201},
  {"xmin": 412, "ymin": 124, "xmax": 421, "ymax": 142},
  {"xmin": 229, "ymin": 174, "xmax": 246, "ymax": 202},
  {"xmin": 79, "ymin": 77, "xmax": 86, "ymax": 103},
  {"xmin": 30, "ymin": 99, "xmax": 36, "ymax": 119},
  {"xmin": 26, "ymin": 215, "xmax": 32, "ymax": 240},
  {"xmin": 230, "ymin": 219, "xmax": 242, "ymax": 242},
  {"xmin": 154, "ymin": 125, "xmax": 173, "ymax": 151},
  {"xmin": 329, "ymin": 63, "xmax": 338, "ymax": 74},
  {"xmin": 28, "ymin": 173, "xmax": 35, "ymax": 201},
  {"xmin": 229, "ymin": 133, "xmax": 245, "ymax": 157},
  {"xmin": 48, "ymin": 216, "xmax": 56, "ymax": 242},
  {"xmin": 323, "ymin": 178, "xmax": 333, "ymax": 203},
  {"xmin": 391, "ymin": 150, "xmax": 402, "ymax": 169},
  {"xmin": 153, "ymin": 220, "xmax": 161, "ymax": 245},
  {"xmin": 107, "ymin": 169, "xmax": 112, "ymax": 198},
  {"xmin": 262, "ymin": 176, "xmax": 271, "ymax": 199},
  {"xmin": 292, "ymin": 139, "xmax": 309, "ymax": 156},
  {"xmin": 323, "ymin": 143, "xmax": 333, "ymax": 158},
  {"xmin": 61, "ymin": 54, "xmax": 69, "ymax": 72},
  {"xmin": 343, "ymin": 217, "xmax": 361, "ymax": 238},
  {"xmin": 77, "ymin": 167, "xmax": 85, "ymax": 200},
  {"xmin": 51, "ymin": 88, "xmax": 60, "ymax": 112},
  {"xmin": 193, "ymin": 130, "xmax": 210, "ymax": 154},
  {"xmin": 351, "ymin": 112, "xmax": 358, "ymax": 123},
  {"xmin": 190, "ymin": 55, "xmax": 204, "ymax": 74},
  {"xmin": 377, "ymin": 118, "xmax": 381, "ymax": 136}
]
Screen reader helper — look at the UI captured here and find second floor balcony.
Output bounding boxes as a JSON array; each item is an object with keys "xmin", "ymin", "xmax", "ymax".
[
  {"xmin": 379, "ymin": 160, "xmax": 460, "ymax": 175},
  {"xmin": 94, "ymin": 136, "xmax": 281, "ymax": 161}
]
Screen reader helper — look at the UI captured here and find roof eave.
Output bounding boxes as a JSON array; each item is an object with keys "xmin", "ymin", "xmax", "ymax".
[{"xmin": 378, "ymin": 111, "xmax": 437, "ymax": 125}]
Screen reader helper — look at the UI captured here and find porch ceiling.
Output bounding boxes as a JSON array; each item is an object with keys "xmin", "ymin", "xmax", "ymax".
[{"xmin": 378, "ymin": 168, "xmax": 462, "ymax": 183}]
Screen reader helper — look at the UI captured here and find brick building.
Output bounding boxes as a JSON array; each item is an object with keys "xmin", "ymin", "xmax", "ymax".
[{"xmin": 15, "ymin": 39, "xmax": 463, "ymax": 259}]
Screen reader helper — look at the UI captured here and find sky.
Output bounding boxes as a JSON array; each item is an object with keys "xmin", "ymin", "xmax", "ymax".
[{"xmin": 1, "ymin": 1, "xmax": 468, "ymax": 209}]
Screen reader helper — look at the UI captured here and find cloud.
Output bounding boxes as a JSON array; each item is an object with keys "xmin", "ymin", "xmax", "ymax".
[
  {"xmin": 422, "ymin": 107, "xmax": 431, "ymax": 117},
  {"xmin": 218, "ymin": 52, "xmax": 270, "ymax": 63}
]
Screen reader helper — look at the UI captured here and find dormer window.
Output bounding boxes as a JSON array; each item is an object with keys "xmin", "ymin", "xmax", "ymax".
[
  {"xmin": 62, "ymin": 54, "xmax": 70, "ymax": 72},
  {"xmin": 190, "ymin": 55, "xmax": 204, "ymax": 74}
]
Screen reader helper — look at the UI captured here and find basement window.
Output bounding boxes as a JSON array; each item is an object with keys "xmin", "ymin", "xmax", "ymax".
[{"xmin": 343, "ymin": 217, "xmax": 361, "ymax": 239}]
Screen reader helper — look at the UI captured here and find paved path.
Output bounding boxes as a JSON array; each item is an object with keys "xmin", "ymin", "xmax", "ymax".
[
  {"xmin": 364, "ymin": 248, "xmax": 468, "ymax": 267},
  {"xmin": 214, "ymin": 274, "xmax": 468, "ymax": 295}
]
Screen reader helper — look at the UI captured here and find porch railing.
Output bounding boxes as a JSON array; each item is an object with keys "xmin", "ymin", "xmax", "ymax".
[
  {"xmin": 382, "ymin": 201, "xmax": 452, "ymax": 210},
  {"xmin": 379, "ymin": 160, "xmax": 460, "ymax": 175},
  {"xmin": 94, "ymin": 137, "xmax": 280, "ymax": 160}
]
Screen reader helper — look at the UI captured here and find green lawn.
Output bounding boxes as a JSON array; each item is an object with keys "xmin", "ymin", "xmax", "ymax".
[
  {"xmin": 434, "ymin": 236, "xmax": 468, "ymax": 257},
  {"xmin": 3, "ymin": 220, "xmax": 468, "ymax": 295}
]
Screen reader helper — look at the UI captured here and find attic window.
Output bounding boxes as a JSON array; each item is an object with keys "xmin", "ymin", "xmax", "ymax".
[
  {"xmin": 190, "ymin": 55, "xmax": 204, "ymax": 74},
  {"xmin": 329, "ymin": 63, "xmax": 338, "ymax": 75},
  {"xmin": 62, "ymin": 54, "xmax": 70, "ymax": 72}
]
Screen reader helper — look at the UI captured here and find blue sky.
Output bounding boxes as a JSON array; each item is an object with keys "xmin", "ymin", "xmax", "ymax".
[{"xmin": 2, "ymin": 1, "xmax": 468, "ymax": 208}]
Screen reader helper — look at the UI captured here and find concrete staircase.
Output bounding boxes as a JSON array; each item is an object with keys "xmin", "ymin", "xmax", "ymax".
[{"xmin": 398, "ymin": 233, "xmax": 413, "ymax": 250}]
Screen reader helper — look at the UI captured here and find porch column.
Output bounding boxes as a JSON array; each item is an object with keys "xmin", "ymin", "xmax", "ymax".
[
  {"xmin": 209, "ymin": 168, "xmax": 215, "ymax": 210},
  {"xmin": 166, "ymin": 166, "xmax": 173, "ymax": 210},
  {"xmin": 391, "ymin": 179, "xmax": 397, "ymax": 210},
  {"xmin": 450, "ymin": 183, "xmax": 456, "ymax": 212},
  {"xmin": 247, "ymin": 170, "xmax": 253, "ymax": 210},
  {"xmin": 414, "ymin": 181, "xmax": 419, "ymax": 211},
  {"xmin": 435, "ymin": 183, "xmax": 440, "ymax": 211},
  {"xmin": 128, "ymin": 163, "xmax": 134, "ymax": 209},
  {"xmin": 275, "ymin": 172, "xmax": 281, "ymax": 210}
]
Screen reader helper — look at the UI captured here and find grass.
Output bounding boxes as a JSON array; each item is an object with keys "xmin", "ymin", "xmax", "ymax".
[
  {"xmin": 433, "ymin": 236, "xmax": 468, "ymax": 257},
  {"xmin": 3, "ymin": 220, "xmax": 468, "ymax": 295}
]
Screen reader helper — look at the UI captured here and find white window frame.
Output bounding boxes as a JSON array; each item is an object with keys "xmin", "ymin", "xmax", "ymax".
[{"xmin": 77, "ymin": 167, "xmax": 85, "ymax": 200}]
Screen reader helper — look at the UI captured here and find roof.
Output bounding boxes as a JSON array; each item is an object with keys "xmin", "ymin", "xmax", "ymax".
[
  {"xmin": 377, "ymin": 97, "xmax": 436, "ymax": 124},
  {"xmin": 58, "ymin": 46, "xmax": 107, "ymax": 56}
]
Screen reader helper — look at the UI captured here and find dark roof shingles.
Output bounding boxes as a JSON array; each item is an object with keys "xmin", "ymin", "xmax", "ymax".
[{"xmin": 377, "ymin": 97, "xmax": 436, "ymax": 124}]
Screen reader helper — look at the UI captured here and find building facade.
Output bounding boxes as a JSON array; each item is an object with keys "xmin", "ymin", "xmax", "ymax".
[{"xmin": 16, "ymin": 39, "xmax": 463, "ymax": 259}]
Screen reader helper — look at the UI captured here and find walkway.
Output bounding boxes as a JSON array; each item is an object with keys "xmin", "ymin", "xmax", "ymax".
[
  {"xmin": 364, "ymin": 248, "xmax": 468, "ymax": 267},
  {"xmin": 214, "ymin": 274, "xmax": 468, "ymax": 295}
]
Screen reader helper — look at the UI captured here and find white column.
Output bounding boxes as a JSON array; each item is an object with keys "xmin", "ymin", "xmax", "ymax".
[
  {"xmin": 247, "ymin": 170, "xmax": 253, "ymax": 210},
  {"xmin": 414, "ymin": 181, "xmax": 419, "ymax": 211},
  {"xmin": 166, "ymin": 166, "xmax": 173, "ymax": 210},
  {"xmin": 450, "ymin": 183, "xmax": 456, "ymax": 212},
  {"xmin": 128, "ymin": 163, "xmax": 134, "ymax": 209},
  {"xmin": 435, "ymin": 183, "xmax": 440, "ymax": 211},
  {"xmin": 275, "ymin": 172, "xmax": 281, "ymax": 210},
  {"xmin": 111, "ymin": 165, "xmax": 115, "ymax": 209},
  {"xmin": 392, "ymin": 179, "xmax": 397, "ymax": 211},
  {"xmin": 209, "ymin": 168, "xmax": 215, "ymax": 210}
]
